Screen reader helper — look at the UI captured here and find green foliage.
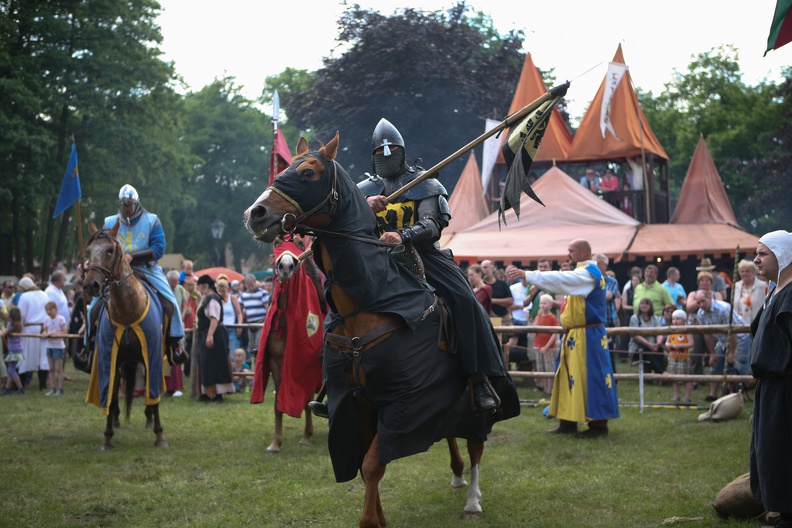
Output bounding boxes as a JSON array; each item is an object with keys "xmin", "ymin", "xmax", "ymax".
[
  {"xmin": 640, "ymin": 46, "xmax": 782, "ymax": 230},
  {"xmin": 278, "ymin": 2, "xmax": 525, "ymax": 186},
  {"xmin": 180, "ymin": 78, "xmax": 271, "ymax": 269}
]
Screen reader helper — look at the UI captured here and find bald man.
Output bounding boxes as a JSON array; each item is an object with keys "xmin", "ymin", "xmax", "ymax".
[{"xmin": 508, "ymin": 239, "xmax": 619, "ymax": 438}]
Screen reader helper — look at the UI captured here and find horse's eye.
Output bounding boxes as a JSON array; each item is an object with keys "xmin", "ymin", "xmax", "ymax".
[
  {"xmin": 300, "ymin": 169, "xmax": 315, "ymax": 179},
  {"xmin": 106, "ymin": 248, "xmax": 113, "ymax": 255}
]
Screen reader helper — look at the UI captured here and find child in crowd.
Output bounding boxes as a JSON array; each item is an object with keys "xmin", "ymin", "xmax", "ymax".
[
  {"xmin": 1, "ymin": 306, "xmax": 25, "ymax": 395},
  {"xmin": 663, "ymin": 309, "xmax": 694, "ymax": 404},
  {"xmin": 42, "ymin": 301, "xmax": 67, "ymax": 396},
  {"xmin": 232, "ymin": 348, "xmax": 252, "ymax": 393},
  {"xmin": 533, "ymin": 294, "xmax": 559, "ymax": 395}
]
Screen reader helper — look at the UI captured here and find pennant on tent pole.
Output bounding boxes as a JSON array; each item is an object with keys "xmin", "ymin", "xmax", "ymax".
[
  {"xmin": 499, "ymin": 88, "xmax": 566, "ymax": 227},
  {"xmin": 600, "ymin": 62, "xmax": 628, "ymax": 139},
  {"xmin": 480, "ymin": 118, "xmax": 500, "ymax": 197},
  {"xmin": 53, "ymin": 143, "xmax": 81, "ymax": 218},
  {"xmin": 268, "ymin": 126, "xmax": 293, "ymax": 186},
  {"xmin": 765, "ymin": 0, "xmax": 792, "ymax": 55}
]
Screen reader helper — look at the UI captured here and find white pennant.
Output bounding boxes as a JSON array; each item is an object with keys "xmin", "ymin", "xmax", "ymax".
[{"xmin": 600, "ymin": 62, "xmax": 628, "ymax": 140}]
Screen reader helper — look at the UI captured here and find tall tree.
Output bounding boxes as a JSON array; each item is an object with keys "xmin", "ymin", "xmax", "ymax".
[
  {"xmin": 277, "ymin": 2, "xmax": 525, "ymax": 189},
  {"xmin": 640, "ymin": 46, "xmax": 780, "ymax": 225},
  {"xmin": 0, "ymin": 0, "xmax": 188, "ymax": 278},
  {"xmin": 180, "ymin": 78, "xmax": 270, "ymax": 270}
]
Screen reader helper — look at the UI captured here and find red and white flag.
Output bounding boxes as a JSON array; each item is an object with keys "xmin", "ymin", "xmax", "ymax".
[{"xmin": 600, "ymin": 62, "xmax": 628, "ymax": 139}]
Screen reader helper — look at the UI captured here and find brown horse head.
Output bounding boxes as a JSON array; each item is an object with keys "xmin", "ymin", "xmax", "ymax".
[
  {"xmin": 83, "ymin": 219, "xmax": 125, "ymax": 298},
  {"xmin": 244, "ymin": 132, "xmax": 339, "ymax": 243}
]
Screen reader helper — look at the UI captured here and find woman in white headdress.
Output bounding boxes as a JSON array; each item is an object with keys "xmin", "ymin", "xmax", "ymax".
[
  {"xmin": 749, "ymin": 230, "xmax": 792, "ymax": 523},
  {"xmin": 16, "ymin": 277, "xmax": 50, "ymax": 389}
]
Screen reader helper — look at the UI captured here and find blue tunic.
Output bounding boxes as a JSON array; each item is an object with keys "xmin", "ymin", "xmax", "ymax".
[{"xmin": 102, "ymin": 212, "xmax": 183, "ymax": 338}]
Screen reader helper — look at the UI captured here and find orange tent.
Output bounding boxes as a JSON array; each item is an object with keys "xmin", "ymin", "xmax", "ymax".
[
  {"xmin": 496, "ymin": 52, "xmax": 572, "ymax": 164},
  {"xmin": 567, "ymin": 44, "xmax": 668, "ymax": 162},
  {"xmin": 670, "ymin": 135, "xmax": 738, "ymax": 226},
  {"xmin": 442, "ymin": 166, "xmax": 639, "ymax": 263},
  {"xmin": 446, "ymin": 152, "xmax": 490, "ymax": 234}
]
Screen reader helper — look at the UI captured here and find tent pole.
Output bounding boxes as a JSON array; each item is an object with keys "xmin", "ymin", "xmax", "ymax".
[{"xmin": 628, "ymin": 76, "xmax": 651, "ymax": 223}]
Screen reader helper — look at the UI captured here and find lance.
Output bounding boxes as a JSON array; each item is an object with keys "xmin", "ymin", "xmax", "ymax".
[{"xmin": 297, "ymin": 82, "xmax": 569, "ymax": 261}]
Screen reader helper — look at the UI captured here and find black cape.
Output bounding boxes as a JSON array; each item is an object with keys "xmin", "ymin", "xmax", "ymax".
[{"xmin": 749, "ymin": 286, "xmax": 792, "ymax": 512}]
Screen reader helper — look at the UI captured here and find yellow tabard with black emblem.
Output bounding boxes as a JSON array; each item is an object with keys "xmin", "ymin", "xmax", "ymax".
[{"xmin": 374, "ymin": 200, "xmax": 415, "ymax": 236}]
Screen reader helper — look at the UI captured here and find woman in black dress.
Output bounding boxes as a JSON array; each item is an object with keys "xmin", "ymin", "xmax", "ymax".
[{"xmin": 195, "ymin": 275, "xmax": 233, "ymax": 402}]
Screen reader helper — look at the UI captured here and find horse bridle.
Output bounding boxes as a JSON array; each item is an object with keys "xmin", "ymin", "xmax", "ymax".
[
  {"xmin": 84, "ymin": 232, "xmax": 135, "ymax": 291},
  {"xmin": 272, "ymin": 158, "xmax": 402, "ymax": 252}
]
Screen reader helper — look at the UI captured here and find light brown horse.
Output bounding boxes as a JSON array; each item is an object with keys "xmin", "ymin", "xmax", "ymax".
[
  {"xmin": 254, "ymin": 234, "xmax": 325, "ymax": 453},
  {"xmin": 83, "ymin": 221, "xmax": 168, "ymax": 450},
  {"xmin": 245, "ymin": 133, "xmax": 488, "ymax": 527}
]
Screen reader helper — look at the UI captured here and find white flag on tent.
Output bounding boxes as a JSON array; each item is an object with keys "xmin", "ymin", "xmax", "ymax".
[
  {"xmin": 600, "ymin": 62, "xmax": 628, "ymax": 139},
  {"xmin": 481, "ymin": 118, "xmax": 500, "ymax": 196}
]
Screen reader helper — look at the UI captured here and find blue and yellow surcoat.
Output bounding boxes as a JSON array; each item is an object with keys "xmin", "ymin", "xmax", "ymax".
[{"xmin": 550, "ymin": 262, "xmax": 620, "ymax": 422}]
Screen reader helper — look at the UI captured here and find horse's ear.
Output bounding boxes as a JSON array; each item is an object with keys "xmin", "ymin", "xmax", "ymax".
[
  {"xmin": 88, "ymin": 221, "xmax": 98, "ymax": 235},
  {"xmin": 296, "ymin": 137, "xmax": 310, "ymax": 156},
  {"xmin": 320, "ymin": 131, "xmax": 339, "ymax": 161},
  {"xmin": 110, "ymin": 218, "xmax": 120, "ymax": 238}
]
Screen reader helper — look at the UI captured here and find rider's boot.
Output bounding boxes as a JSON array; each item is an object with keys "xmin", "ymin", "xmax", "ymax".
[
  {"xmin": 307, "ymin": 383, "xmax": 329, "ymax": 418},
  {"xmin": 469, "ymin": 374, "xmax": 500, "ymax": 415}
]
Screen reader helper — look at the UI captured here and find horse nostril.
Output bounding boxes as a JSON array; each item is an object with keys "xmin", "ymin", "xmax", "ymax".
[{"xmin": 251, "ymin": 205, "xmax": 267, "ymax": 219}]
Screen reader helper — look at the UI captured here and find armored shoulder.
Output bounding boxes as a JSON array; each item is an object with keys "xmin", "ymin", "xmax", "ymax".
[
  {"xmin": 402, "ymin": 171, "xmax": 448, "ymax": 200},
  {"xmin": 356, "ymin": 174, "xmax": 385, "ymax": 197}
]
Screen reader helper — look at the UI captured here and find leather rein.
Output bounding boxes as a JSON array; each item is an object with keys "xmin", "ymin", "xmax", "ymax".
[
  {"xmin": 85, "ymin": 233, "xmax": 135, "ymax": 295},
  {"xmin": 273, "ymin": 158, "xmax": 402, "ymax": 252}
]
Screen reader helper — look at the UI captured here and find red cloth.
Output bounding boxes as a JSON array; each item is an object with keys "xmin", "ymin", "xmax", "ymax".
[
  {"xmin": 268, "ymin": 126, "xmax": 293, "ymax": 186},
  {"xmin": 250, "ymin": 243, "xmax": 324, "ymax": 417}
]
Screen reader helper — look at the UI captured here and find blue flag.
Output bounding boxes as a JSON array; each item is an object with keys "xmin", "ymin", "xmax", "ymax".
[{"xmin": 53, "ymin": 144, "xmax": 81, "ymax": 218}]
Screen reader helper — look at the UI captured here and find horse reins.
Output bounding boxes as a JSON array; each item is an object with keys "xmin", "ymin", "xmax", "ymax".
[
  {"xmin": 85, "ymin": 232, "xmax": 135, "ymax": 294},
  {"xmin": 272, "ymin": 159, "xmax": 403, "ymax": 257}
]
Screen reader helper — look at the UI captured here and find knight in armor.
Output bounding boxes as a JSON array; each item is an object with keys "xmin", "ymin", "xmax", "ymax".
[
  {"xmin": 358, "ymin": 118, "xmax": 507, "ymax": 414},
  {"xmin": 85, "ymin": 185, "xmax": 185, "ymax": 356}
]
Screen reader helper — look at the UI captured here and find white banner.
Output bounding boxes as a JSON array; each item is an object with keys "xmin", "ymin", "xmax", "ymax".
[
  {"xmin": 481, "ymin": 118, "xmax": 500, "ymax": 196},
  {"xmin": 600, "ymin": 62, "xmax": 628, "ymax": 139}
]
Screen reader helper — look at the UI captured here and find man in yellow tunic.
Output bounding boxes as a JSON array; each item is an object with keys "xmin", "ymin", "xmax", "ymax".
[{"xmin": 508, "ymin": 239, "xmax": 620, "ymax": 437}]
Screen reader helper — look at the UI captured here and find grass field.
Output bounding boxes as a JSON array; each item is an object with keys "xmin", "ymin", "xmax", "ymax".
[{"xmin": 0, "ymin": 363, "xmax": 761, "ymax": 528}]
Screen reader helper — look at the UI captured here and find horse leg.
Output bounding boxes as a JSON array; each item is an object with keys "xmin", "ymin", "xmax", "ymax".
[
  {"xmin": 145, "ymin": 404, "xmax": 154, "ymax": 429},
  {"xmin": 447, "ymin": 438, "xmax": 467, "ymax": 488},
  {"xmin": 266, "ymin": 333, "xmax": 285, "ymax": 454},
  {"xmin": 360, "ymin": 434, "xmax": 387, "ymax": 528},
  {"xmin": 101, "ymin": 390, "xmax": 118, "ymax": 451},
  {"xmin": 462, "ymin": 441, "xmax": 485, "ymax": 519},
  {"xmin": 267, "ymin": 409, "xmax": 284, "ymax": 454},
  {"xmin": 149, "ymin": 404, "xmax": 169, "ymax": 447},
  {"xmin": 298, "ymin": 401, "xmax": 314, "ymax": 447}
]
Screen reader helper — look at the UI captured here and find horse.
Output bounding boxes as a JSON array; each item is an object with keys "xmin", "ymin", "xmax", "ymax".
[
  {"xmin": 250, "ymin": 233, "xmax": 326, "ymax": 454},
  {"xmin": 244, "ymin": 132, "xmax": 517, "ymax": 527},
  {"xmin": 83, "ymin": 220, "xmax": 168, "ymax": 450}
]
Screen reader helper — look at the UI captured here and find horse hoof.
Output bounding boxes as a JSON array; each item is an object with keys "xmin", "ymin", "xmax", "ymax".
[
  {"xmin": 155, "ymin": 440, "xmax": 169, "ymax": 448},
  {"xmin": 463, "ymin": 510, "xmax": 483, "ymax": 521},
  {"xmin": 100, "ymin": 444, "xmax": 113, "ymax": 451},
  {"xmin": 145, "ymin": 422, "xmax": 154, "ymax": 429},
  {"xmin": 451, "ymin": 476, "xmax": 468, "ymax": 489},
  {"xmin": 265, "ymin": 448, "xmax": 280, "ymax": 455},
  {"xmin": 298, "ymin": 440, "xmax": 311, "ymax": 447}
]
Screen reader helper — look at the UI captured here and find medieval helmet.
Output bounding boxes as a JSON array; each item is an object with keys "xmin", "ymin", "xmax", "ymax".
[
  {"xmin": 371, "ymin": 118, "xmax": 407, "ymax": 179},
  {"xmin": 117, "ymin": 184, "xmax": 142, "ymax": 226}
]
